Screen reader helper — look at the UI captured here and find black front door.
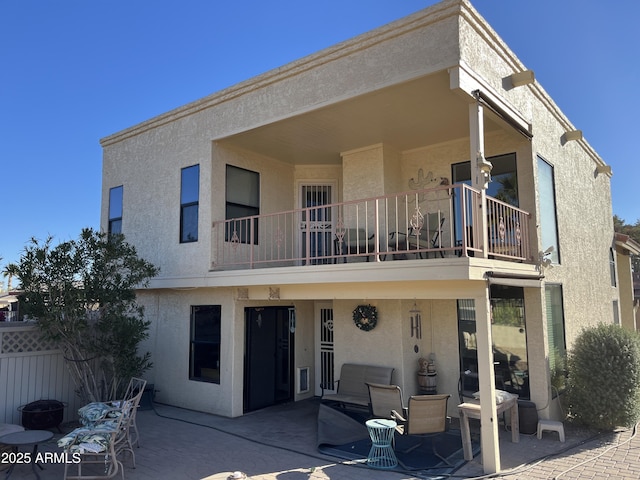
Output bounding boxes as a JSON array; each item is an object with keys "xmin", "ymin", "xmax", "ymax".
[{"xmin": 244, "ymin": 306, "xmax": 294, "ymax": 413}]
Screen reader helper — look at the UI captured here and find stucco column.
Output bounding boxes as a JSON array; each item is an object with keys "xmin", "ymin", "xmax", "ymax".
[
  {"xmin": 469, "ymin": 99, "xmax": 500, "ymax": 473},
  {"xmin": 469, "ymin": 101, "xmax": 491, "ymax": 258},
  {"xmin": 474, "ymin": 289, "xmax": 500, "ymax": 473}
]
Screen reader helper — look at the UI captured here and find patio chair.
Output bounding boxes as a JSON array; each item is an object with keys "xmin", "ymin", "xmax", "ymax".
[
  {"xmin": 121, "ymin": 377, "xmax": 147, "ymax": 448},
  {"xmin": 78, "ymin": 377, "xmax": 147, "ymax": 451},
  {"xmin": 406, "ymin": 213, "xmax": 446, "ymax": 258},
  {"xmin": 391, "ymin": 394, "xmax": 451, "ymax": 463},
  {"xmin": 367, "ymin": 383, "xmax": 406, "ymax": 420},
  {"xmin": 334, "ymin": 228, "xmax": 375, "ymax": 262},
  {"xmin": 60, "ymin": 399, "xmax": 136, "ymax": 480}
]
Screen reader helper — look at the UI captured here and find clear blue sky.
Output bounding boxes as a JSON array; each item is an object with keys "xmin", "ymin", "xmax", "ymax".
[{"xmin": 1, "ymin": 1, "xmax": 638, "ymax": 276}]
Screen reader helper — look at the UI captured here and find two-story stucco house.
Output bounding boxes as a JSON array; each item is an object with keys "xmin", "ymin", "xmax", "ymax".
[{"xmin": 100, "ymin": 0, "xmax": 618, "ymax": 471}]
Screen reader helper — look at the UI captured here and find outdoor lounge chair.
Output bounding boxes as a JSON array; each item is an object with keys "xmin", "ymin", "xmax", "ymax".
[
  {"xmin": 334, "ymin": 228, "xmax": 376, "ymax": 262},
  {"xmin": 78, "ymin": 377, "xmax": 147, "ymax": 450},
  {"xmin": 60, "ymin": 399, "xmax": 136, "ymax": 480},
  {"xmin": 367, "ymin": 383, "xmax": 406, "ymax": 420},
  {"xmin": 391, "ymin": 394, "xmax": 451, "ymax": 462}
]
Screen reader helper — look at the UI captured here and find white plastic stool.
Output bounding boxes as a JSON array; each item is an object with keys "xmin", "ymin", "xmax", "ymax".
[{"xmin": 537, "ymin": 419, "xmax": 565, "ymax": 442}]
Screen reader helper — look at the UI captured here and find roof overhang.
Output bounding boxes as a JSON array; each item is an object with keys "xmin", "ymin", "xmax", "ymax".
[
  {"xmin": 215, "ymin": 71, "xmax": 517, "ymax": 165},
  {"xmin": 615, "ymin": 233, "xmax": 640, "ymax": 256}
]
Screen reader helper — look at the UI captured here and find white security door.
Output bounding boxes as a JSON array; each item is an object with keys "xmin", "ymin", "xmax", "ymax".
[
  {"xmin": 300, "ymin": 184, "xmax": 334, "ymax": 264},
  {"xmin": 314, "ymin": 303, "xmax": 335, "ymax": 396}
]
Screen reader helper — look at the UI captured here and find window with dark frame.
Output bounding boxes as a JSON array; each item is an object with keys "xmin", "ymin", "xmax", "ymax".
[
  {"xmin": 451, "ymin": 153, "xmax": 518, "ymax": 248},
  {"xmin": 225, "ymin": 165, "xmax": 260, "ymax": 244},
  {"xmin": 180, "ymin": 165, "xmax": 199, "ymax": 243},
  {"xmin": 546, "ymin": 284, "xmax": 567, "ymax": 396},
  {"xmin": 189, "ymin": 305, "xmax": 221, "ymax": 384},
  {"xmin": 610, "ymin": 247, "xmax": 617, "ymax": 287},
  {"xmin": 457, "ymin": 285, "xmax": 531, "ymax": 400},
  {"xmin": 108, "ymin": 185, "xmax": 123, "ymax": 235}
]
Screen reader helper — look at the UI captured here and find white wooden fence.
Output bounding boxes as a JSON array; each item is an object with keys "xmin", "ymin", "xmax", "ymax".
[{"xmin": 0, "ymin": 323, "xmax": 82, "ymax": 425}]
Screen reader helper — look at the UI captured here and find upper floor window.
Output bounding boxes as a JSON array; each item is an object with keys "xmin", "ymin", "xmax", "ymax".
[
  {"xmin": 537, "ymin": 156, "xmax": 560, "ymax": 264},
  {"xmin": 610, "ymin": 247, "xmax": 617, "ymax": 287},
  {"xmin": 180, "ymin": 165, "xmax": 199, "ymax": 243},
  {"xmin": 225, "ymin": 165, "xmax": 260, "ymax": 244},
  {"xmin": 108, "ymin": 186, "xmax": 123, "ymax": 235},
  {"xmin": 452, "ymin": 153, "xmax": 518, "ymax": 246},
  {"xmin": 452, "ymin": 153, "xmax": 519, "ymax": 206}
]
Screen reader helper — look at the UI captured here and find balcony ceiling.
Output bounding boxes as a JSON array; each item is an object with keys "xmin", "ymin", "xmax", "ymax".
[{"xmin": 217, "ymin": 71, "xmax": 505, "ymax": 164}]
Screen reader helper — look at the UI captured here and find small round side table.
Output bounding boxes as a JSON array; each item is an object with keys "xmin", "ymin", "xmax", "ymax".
[
  {"xmin": 0, "ymin": 429, "xmax": 54, "ymax": 480},
  {"xmin": 365, "ymin": 419, "xmax": 398, "ymax": 469}
]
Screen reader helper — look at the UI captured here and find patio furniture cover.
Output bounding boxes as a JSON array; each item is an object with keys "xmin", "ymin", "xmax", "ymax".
[{"xmin": 316, "ymin": 403, "xmax": 368, "ymax": 447}]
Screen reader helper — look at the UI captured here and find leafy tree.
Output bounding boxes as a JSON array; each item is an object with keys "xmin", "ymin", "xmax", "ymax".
[{"xmin": 3, "ymin": 228, "xmax": 159, "ymax": 403}]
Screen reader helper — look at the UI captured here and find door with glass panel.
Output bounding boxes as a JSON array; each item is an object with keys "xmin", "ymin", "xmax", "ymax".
[
  {"xmin": 299, "ymin": 184, "xmax": 334, "ymax": 264},
  {"xmin": 457, "ymin": 285, "xmax": 529, "ymax": 400}
]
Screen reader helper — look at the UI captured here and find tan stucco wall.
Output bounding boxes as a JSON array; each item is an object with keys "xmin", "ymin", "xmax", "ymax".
[
  {"xmin": 331, "ymin": 297, "xmax": 464, "ymax": 417},
  {"xmin": 137, "ymin": 289, "xmax": 316, "ymax": 417},
  {"xmin": 459, "ymin": 0, "xmax": 615, "ymax": 415},
  {"xmin": 136, "ymin": 289, "xmax": 237, "ymax": 416},
  {"xmin": 101, "ymin": 0, "xmax": 616, "ymax": 422},
  {"xmin": 617, "ymin": 249, "xmax": 636, "ymax": 331}
]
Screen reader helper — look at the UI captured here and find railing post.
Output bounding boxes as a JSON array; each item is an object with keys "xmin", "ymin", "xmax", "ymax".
[
  {"xmin": 374, "ymin": 199, "xmax": 380, "ymax": 261},
  {"xmin": 461, "ymin": 186, "xmax": 468, "ymax": 256},
  {"xmin": 305, "ymin": 209, "xmax": 311, "ymax": 265},
  {"xmin": 249, "ymin": 218, "xmax": 255, "ymax": 268}
]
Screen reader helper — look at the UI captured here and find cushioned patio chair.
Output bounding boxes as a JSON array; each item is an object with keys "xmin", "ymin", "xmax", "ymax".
[
  {"xmin": 391, "ymin": 394, "xmax": 451, "ymax": 462},
  {"xmin": 79, "ymin": 378, "xmax": 146, "ymax": 449},
  {"xmin": 60, "ymin": 399, "xmax": 136, "ymax": 480}
]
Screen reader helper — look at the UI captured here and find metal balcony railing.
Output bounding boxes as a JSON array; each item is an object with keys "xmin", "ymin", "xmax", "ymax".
[{"xmin": 211, "ymin": 184, "xmax": 531, "ymax": 269}]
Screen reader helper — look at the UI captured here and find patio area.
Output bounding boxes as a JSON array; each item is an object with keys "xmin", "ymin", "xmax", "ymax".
[{"xmin": 3, "ymin": 397, "xmax": 640, "ymax": 480}]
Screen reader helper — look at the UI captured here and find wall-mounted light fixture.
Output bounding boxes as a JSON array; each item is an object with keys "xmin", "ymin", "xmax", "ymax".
[
  {"xmin": 538, "ymin": 245, "xmax": 554, "ymax": 272},
  {"xmin": 596, "ymin": 165, "xmax": 612, "ymax": 177},
  {"xmin": 561, "ymin": 130, "xmax": 583, "ymax": 144},
  {"xmin": 507, "ymin": 70, "xmax": 535, "ymax": 88},
  {"xmin": 477, "ymin": 150, "xmax": 493, "ymax": 188},
  {"xmin": 288, "ymin": 307, "xmax": 296, "ymax": 333}
]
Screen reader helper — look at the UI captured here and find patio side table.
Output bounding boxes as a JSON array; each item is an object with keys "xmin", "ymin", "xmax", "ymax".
[
  {"xmin": 458, "ymin": 395, "xmax": 519, "ymax": 461},
  {"xmin": 0, "ymin": 429, "xmax": 54, "ymax": 480},
  {"xmin": 365, "ymin": 419, "xmax": 398, "ymax": 469}
]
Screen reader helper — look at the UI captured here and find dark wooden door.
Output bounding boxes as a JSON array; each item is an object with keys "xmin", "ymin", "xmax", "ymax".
[{"xmin": 244, "ymin": 307, "xmax": 294, "ymax": 412}]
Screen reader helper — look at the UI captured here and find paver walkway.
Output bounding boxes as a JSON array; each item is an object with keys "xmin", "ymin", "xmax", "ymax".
[{"xmin": 3, "ymin": 399, "xmax": 639, "ymax": 479}]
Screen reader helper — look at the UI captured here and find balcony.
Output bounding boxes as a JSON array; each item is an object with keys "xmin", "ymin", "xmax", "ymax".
[{"xmin": 211, "ymin": 184, "xmax": 532, "ymax": 270}]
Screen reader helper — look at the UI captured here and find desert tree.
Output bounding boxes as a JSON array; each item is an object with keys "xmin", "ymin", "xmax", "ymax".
[{"xmin": 3, "ymin": 228, "xmax": 159, "ymax": 403}]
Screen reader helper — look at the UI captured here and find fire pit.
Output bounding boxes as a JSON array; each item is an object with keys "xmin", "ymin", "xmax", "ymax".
[{"xmin": 18, "ymin": 400, "xmax": 65, "ymax": 432}]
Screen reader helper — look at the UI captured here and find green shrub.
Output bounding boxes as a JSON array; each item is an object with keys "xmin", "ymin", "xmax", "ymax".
[{"xmin": 567, "ymin": 323, "xmax": 640, "ymax": 430}]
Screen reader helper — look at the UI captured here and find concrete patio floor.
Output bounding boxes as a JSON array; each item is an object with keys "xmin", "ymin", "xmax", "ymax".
[{"xmin": 3, "ymin": 397, "xmax": 640, "ymax": 479}]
